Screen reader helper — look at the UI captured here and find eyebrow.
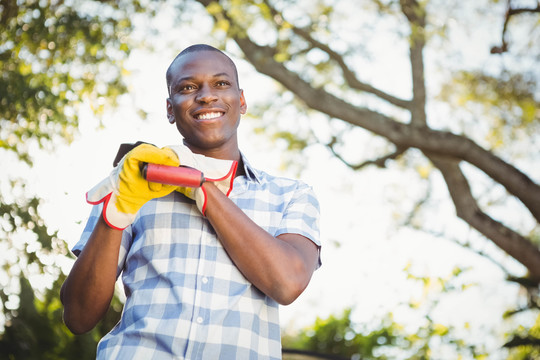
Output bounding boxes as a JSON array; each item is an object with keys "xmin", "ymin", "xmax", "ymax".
[
  {"xmin": 169, "ymin": 73, "xmax": 233, "ymax": 94},
  {"xmin": 175, "ymin": 72, "xmax": 232, "ymax": 84}
]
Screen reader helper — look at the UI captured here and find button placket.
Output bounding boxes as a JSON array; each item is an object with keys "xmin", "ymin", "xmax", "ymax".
[{"xmin": 192, "ymin": 220, "xmax": 216, "ymax": 330}]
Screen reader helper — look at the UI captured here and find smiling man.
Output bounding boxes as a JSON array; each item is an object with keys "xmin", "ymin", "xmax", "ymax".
[
  {"xmin": 61, "ymin": 44, "xmax": 321, "ymax": 360},
  {"xmin": 165, "ymin": 46, "xmax": 245, "ymax": 159}
]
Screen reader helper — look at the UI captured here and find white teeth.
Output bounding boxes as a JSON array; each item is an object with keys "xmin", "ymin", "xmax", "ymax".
[{"xmin": 196, "ymin": 112, "xmax": 223, "ymax": 120}]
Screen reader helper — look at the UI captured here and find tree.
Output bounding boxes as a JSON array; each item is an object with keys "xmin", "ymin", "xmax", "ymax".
[
  {"xmin": 282, "ymin": 267, "xmax": 490, "ymax": 359},
  {"xmin": 185, "ymin": 0, "xmax": 540, "ymax": 284},
  {"xmin": 181, "ymin": 0, "xmax": 540, "ymax": 354},
  {"xmin": 0, "ymin": 0, "xmax": 151, "ymax": 356},
  {"xmin": 0, "ymin": 0, "xmax": 142, "ymax": 161},
  {"xmin": 504, "ymin": 312, "xmax": 540, "ymax": 359},
  {"xmin": 2, "ymin": 0, "xmax": 539, "ymax": 356},
  {"xmin": 490, "ymin": 0, "xmax": 540, "ymax": 54}
]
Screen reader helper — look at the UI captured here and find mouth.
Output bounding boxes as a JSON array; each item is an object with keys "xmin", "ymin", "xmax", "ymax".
[{"xmin": 194, "ymin": 111, "xmax": 225, "ymax": 120}]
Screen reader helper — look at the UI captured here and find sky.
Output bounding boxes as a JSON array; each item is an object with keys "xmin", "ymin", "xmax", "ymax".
[{"xmin": 3, "ymin": 1, "xmax": 537, "ymax": 357}]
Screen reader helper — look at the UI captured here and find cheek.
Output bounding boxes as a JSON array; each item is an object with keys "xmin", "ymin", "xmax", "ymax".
[
  {"xmin": 170, "ymin": 95, "xmax": 189, "ymax": 108},
  {"xmin": 171, "ymin": 102, "xmax": 191, "ymax": 122}
]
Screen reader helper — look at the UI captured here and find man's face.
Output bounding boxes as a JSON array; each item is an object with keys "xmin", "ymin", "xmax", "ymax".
[{"xmin": 166, "ymin": 50, "xmax": 247, "ymax": 155}]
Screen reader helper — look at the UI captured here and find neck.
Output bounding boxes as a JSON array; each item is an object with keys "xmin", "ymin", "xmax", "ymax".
[
  {"xmin": 182, "ymin": 140, "xmax": 241, "ymax": 163},
  {"xmin": 184, "ymin": 141, "xmax": 245, "ymax": 177}
]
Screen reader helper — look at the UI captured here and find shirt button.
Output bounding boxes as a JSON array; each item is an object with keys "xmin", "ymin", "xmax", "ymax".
[
  {"xmin": 196, "ymin": 317, "xmax": 204, "ymax": 324},
  {"xmin": 202, "ymin": 277, "xmax": 208, "ymax": 284}
]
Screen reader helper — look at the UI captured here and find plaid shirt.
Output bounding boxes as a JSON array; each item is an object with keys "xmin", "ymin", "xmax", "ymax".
[{"xmin": 73, "ymin": 154, "xmax": 320, "ymax": 360}]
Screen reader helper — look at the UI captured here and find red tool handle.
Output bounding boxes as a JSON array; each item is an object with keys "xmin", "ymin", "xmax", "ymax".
[{"xmin": 142, "ymin": 163, "xmax": 205, "ymax": 187}]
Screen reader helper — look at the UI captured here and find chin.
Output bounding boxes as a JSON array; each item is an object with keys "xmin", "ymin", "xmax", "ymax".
[{"xmin": 186, "ymin": 139, "xmax": 225, "ymax": 151}]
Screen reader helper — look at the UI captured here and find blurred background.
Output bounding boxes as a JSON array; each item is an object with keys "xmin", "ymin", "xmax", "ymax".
[{"xmin": 1, "ymin": 0, "xmax": 539, "ymax": 358}]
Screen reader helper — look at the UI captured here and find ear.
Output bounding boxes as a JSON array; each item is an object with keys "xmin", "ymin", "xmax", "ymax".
[
  {"xmin": 166, "ymin": 98, "xmax": 175, "ymax": 124},
  {"xmin": 239, "ymin": 90, "xmax": 247, "ymax": 115}
]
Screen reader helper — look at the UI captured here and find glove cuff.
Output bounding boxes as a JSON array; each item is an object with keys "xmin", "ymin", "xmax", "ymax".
[
  {"xmin": 86, "ymin": 192, "xmax": 132, "ymax": 230},
  {"xmin": 168, "ymin": 144, "xmax": 238, "ymax": 215},
  {"xmin": 85, "ymin": 161, "xmax": 134, "ymax": 230},
  {"xmin": 185, "ymin": 163, "xmax": 237, "ymax": 216},
  {"xmin": 208, "ymin": 160, "xmax": 238, "ymax": 197}
]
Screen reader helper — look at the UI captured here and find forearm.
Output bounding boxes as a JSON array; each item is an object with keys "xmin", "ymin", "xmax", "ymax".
[
  {"xmin": 61, "ymin": 215, "xmax": 123, "ymax": 334},
  {"xmin": 203, "ymin": 182, "xmax": 318, "ymax": 305}
]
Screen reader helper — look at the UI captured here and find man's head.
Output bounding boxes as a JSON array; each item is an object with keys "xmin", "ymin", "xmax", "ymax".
[
  {"xmin": 166, "ymin": 44, "xmax": 240, "ymax": 96},
  {"xmin": 166, "ymin": 44, "xmax": 247, "ymax": 159}
]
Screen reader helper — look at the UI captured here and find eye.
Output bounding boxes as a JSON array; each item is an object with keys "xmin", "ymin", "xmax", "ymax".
[
  {"xmin": 180, "ymin": 84, "xmax": 196, "ymax": 91},
  {"xmin": 216, "ymin": 80, "xmax": 230, "ymax": 87},
  {"xmin": 172, "ymin": 82, "xmax": 197, "ymax": 94}
]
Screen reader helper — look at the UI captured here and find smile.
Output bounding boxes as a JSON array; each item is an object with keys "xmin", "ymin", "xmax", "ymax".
[{"xmin": 195, "ymin": 112, "xmax": 224, "ymax": 120}]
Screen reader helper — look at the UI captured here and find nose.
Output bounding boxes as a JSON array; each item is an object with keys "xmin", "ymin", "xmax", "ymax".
[{"xmin": 195, "ymin": 84, "xmax": 218, "ymax": 104}]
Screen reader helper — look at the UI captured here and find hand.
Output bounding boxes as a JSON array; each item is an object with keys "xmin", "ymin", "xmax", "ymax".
[
  {"xmin": 87, "ymin": 144, "xmax": 180, "ymax": 229},
  {"xmin": 176, "ymin": 184, "xmax": 207, "ymax": 214},
  {"xmin": 166, "ymin": 145, "xmax": 238, "ymax": 215}
]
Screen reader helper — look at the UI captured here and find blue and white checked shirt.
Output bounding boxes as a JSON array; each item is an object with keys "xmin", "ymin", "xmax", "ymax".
[{"xmin": 73, "ymin": 154, "xmax": 320, "ymax": 360}]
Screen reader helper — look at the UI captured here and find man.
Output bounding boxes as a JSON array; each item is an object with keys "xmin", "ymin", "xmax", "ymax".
[{"xmin": 61, "ymin": 44, "xmax": 321, "ymax": 359}]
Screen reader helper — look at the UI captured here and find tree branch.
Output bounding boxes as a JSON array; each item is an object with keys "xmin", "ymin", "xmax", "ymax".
[
  {"xmin": 230, "ymin": 32, "xmax": 540, "ymax": 221},
  {"xmin": 400, "ymin": 0, "xmax": 427, "ymax": 125},
  {"xmin": 282, "ymin": 348, "xmax": 353, "ymax": 360},
  {"xmin": 260, "ymin": 0, "xmax": 412, "ymax": 110},
  {"xmin": 429, "ymin": 155, "xmax": 540, "ymax": 281},
  {"xmin": 204, "ymin": 4, "xmax": 540, "ymax": 222},
  {"xmin": 401, "ymin": 181, "xmax": 517, "ymax": 277},
  {"xmin": 503, "ymin": 335, "xmax": 540, "ymax": 348},
  {"xmin": 327, "ymin": 136, "xmax": 407, "ymax": 170},
  {"xmin": 195, "ymin": 0, "xmax": 540, "ymax": 280},
  {"xmin": 491, "ymin": 0, "xmax": 540, "ymax": 54},
  {"xmin": 296, "ymin": 28, "xmax": 412, "ymax": 109},
  {"xmin": 407, "ymin": 223, "xmax": 514, "ymax": 278}
]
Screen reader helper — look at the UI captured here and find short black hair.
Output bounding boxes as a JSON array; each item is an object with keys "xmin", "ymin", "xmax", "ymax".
[{"xmin": 166, "ymin": 44, "xmax": 240, "ymax": 95}]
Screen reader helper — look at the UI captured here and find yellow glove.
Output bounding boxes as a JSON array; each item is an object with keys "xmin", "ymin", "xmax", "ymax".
[{"xmin": 86, "ymin": 144, "xmax": 180, "ymax": 230}]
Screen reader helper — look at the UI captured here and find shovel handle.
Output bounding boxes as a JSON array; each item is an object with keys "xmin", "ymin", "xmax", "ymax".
[{"xmin": 141, "ymin": 163, "xmax": 205, "ymax": 188}]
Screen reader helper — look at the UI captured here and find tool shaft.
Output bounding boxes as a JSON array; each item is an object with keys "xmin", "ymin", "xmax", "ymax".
[{"xmin": 142, "ymin": 163, "xmax": 205, "ymax": 187}]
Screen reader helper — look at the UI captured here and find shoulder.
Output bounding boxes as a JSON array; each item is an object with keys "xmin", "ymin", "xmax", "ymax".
[
  {"xmin": 241, "ymin": 155, "xmax": 310, "ymax": 190},
  {"xmin": 252, "ymin": 168, "xmax": 319, "ymax": 211},
  {"xmin": 240, "ymin": 153, "xmax": 318, "ymax": 204},
  {"xmin": 253, "ymin": 167, "xmax": 314, "ymax": 193}
]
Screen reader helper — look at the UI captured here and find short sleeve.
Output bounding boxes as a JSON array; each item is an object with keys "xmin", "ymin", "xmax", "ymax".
[
  {"xmin": 72, "ymin": 203, "xmax": 131, "ymax": 278},
  {"xmin": 275, "ymin": 183, "xmax": 321, "ymax": 266}
]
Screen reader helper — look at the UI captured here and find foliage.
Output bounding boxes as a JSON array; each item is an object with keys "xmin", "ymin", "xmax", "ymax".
[
  {"xmin": 0, "ymin": 185, "xmax": 63, "ymax": 296},
  {"xmin": 0, "ymin": 188, "xmax": 123, "ymax": 358},
  {"xmin": 0, "ymin": 0, "xmax": 143, "ymax": 163},
  {"xmin": 283, "ymin": 309, "xmax": 402, "ymax": 360},
  {"xmin": 1, "ymin": 0, "xmax": 539, "ymax": 357},
  {"xmin": 0, "ymin": 273, "xmax": 122, "ymax": 359},
  {"xmin": 188, "ymin": 0, "xmax": 540, "ymax": 283},
  {"xmin": 505, "ymin": 312, "xmax": 540, "ymax": 360},
  {"xmin": 0, "ymin": 0, "xmax": 151, "ymax": 356},
  {"xmin": 179, "ymin": 1, "xmax": 540, "ymax": 356},
  {"xmin": 283, "ymin": 267, "xmax": 490, "ymax": 359},
  {"xmin": 439, "ymin": 70, "xmax": 540, "ymax": 149}
]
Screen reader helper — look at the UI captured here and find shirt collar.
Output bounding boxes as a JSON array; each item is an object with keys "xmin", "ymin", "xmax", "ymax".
[{"xmin": 239, "ymin": 152, "xmax": 261, "ymax": 184}]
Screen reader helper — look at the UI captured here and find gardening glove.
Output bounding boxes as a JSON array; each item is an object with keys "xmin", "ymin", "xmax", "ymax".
[
  {"xmin": 86, "ymin": 143, "xmax": 180, "ymax": 230},
  {"xmin": 167, "ymin": 144, "xmax": 237, "ymax": 215}
]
